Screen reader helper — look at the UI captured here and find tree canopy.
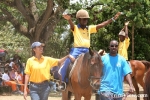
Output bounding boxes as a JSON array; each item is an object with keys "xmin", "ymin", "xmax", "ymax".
[
  {"xmin": 0, "ymin": 0, "xmax": 150, "ymax": 61},
  {"xmin": 0, "ymin": 0, "xmax": 69, "ymax": 44}
]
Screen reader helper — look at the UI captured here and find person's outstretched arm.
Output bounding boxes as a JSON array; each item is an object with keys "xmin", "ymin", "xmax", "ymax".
[
  {"xmin": 63, "ymin": 15, "xmax": 74, "ymax": 31},
  {"xmin": 58, "ymin": 55, "xmax": 75, "ymax": 66},
  {"xmin": 96, "ymin": 12, "xmax": 121, "ymax": 30},
  {"xmin": 124, "ymin": 21, "xmax": 129, "ymax": 38}
]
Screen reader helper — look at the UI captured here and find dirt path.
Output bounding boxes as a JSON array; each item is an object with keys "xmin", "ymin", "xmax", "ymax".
[
  {"xmin": 0, "ymin": 95, "xmax": 144, "ymax": 100},
  {"xmin": 0, "ymin": 83, "xmax": 144, "ymax": 100}
]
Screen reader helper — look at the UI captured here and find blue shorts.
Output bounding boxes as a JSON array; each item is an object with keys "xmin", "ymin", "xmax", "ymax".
[{"xmin": 69, "ymin": 47, "xmax": 89, "ymax": 58}]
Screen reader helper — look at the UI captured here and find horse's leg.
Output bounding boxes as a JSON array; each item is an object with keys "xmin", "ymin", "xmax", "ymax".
[
  {"xmin": 132, "ymin": 77, "xmax": 140, "ymax": 100},
  {"xmin": 68, "ymin": 91, "xmax": 72, "ymax": 100},
  {"xmin": 136, "ymin": 74, "xmax": 145, "ymax": 100},
  {"xmin": 136, "ymin": 74, "xmax": 144, "ymax": 89},
  {"xmin": 95, "ymin": 94, "xmax": 100, "ymax": 100},
  {"xmin": 74, "ymin": 93, "xmax": 82, "ymax": 100},
  {"xmin": 62, "ymin": 90, "xmax": 69, "ymax": 100},
  {"xmin": 84, "ymin": 94, "xmax": 92, "ymax": 100}
]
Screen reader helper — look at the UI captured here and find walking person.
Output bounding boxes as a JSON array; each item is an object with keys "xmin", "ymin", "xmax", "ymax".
[
  {"xmin": 23, "ymin": 42, "xmax": 70, "ymax": 100},
  {"xmin": 59, "ymin": 9, "xmax": 121, "ymax": 90},
  {"xmin": 98, "ymin": 40, "xmax": 134, "ymax": 100}
]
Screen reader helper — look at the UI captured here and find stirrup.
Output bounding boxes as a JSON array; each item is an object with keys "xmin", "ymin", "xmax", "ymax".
[{"xmin": 58, "ymin": 81, "xmax": 66, "ymax": 91}]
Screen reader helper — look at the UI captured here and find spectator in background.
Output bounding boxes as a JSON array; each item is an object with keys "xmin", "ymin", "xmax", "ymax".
[
  {"xmin": 8, "ymin": 67, "xmax": 16, "ymax": 81},
  {"xmin": 118, "ymin": 21, "xmax": 130, "ymax": 60},
  {"xmin": 15, "ymin": 70, "xmax": 29, "ymax": 94},
  {"xmin": 9, "ymin": 58, "xmax": 19, "ymax": 71},
  {"xmin": 13, "ymin": 54, "xmax": 24, "ymax": 74},
  {"xmin": 5, "ymin": 59, "xmax": 11, "ymax": 67},
  {"xmin": 2, "ymin": 69, "xmax": 18, "ymax": 93},
  {"xmin": 0, "ymin": 69, "xmax": 2, "ymax": 86}
]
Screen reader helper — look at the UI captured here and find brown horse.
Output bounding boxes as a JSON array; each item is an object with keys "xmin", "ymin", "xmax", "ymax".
[
  {"xmin": 144, "ymin": 68, "xmax": 150, "ymax": 100},
  {"xmin": 129, "ymin": 60, "xmax": 150, "ymax": 100},
  {"xmin": 98, "ymin": 49, "xmax": 150, "ymax": 100},
  {"xmin": 61, "ymin": 49, "xmax": 103, "ymax": 100}
]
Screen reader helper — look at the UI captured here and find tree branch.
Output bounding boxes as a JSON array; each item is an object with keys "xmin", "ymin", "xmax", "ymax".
[
  {"xmin": 0, "ymin": 0, "xmax": 15, "ymax": 7},
  {"xmin": 0, "ymin": 15, "xmax": 8, "ymax": 21},
  {"xmin": 41, "ymin": 7, "xmax": 63, "ymax": 43},
  {"xmin": 0, "ymin": 8, "xmax": 29, "ymax": 37},
  {"xmin": 35, "ymin": 0, "xmax": 54, "ymax": 40},
  {"xmin": 14, "ymin": 0, "xmax": 35, "ymax": 27},
  {"xmin": 30, "ymin": 0, "xmax": 39, "ymax": 21},
  {"xmin": 86, "ymin": 2, "xmax": 103, "ymax": 10}
]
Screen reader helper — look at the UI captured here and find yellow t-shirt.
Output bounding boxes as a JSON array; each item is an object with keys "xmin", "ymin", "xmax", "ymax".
[
  {"xmin": 73, "ymin": 25, "xmax": 97, "ymax": 48},
  {"xmin": 118, "ymin": 38, "xmax": 130, "ymax": 60},
  {"xmin": 25, "ymin": 56, "xmax": 59, "ymax": 83}
]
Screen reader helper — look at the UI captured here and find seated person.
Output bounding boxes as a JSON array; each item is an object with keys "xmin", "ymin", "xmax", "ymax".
[
  {"xmin": 2, "ymin": 69, "xmax": 18, "ymax": 93},
  {"xmin": 8, "ymin": 67, "xmax": 16, "ymax": 81},
  {"xmin": 15, "ymin": 70, "xmax": 29, "ymax": 93},
  {"xmin": 0, "ymin": 69, "xmax": 2, "ymax": 86}
]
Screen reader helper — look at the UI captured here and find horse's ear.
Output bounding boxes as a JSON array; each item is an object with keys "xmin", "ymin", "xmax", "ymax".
[{"xmin": 89, "ymin": 48, "xmax": 94, "ymax": 56}]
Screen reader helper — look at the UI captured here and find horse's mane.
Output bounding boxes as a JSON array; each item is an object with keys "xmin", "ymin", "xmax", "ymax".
[
  {"xmin": 82, "ymin": 52, "xmax": 91, "ymax": 68},
  {"xmin": 82, "ymin": 50, "xmax": 103, "ymax": 72}
]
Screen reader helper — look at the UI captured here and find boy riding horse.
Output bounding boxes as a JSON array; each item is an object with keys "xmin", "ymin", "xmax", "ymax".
[{"xmin": 59, "ymin": 9, "xmax": 121, "ymax": 91}]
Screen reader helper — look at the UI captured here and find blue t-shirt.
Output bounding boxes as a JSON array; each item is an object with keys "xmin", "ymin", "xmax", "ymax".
[{"xmin": 99, "ymin": 53, "xmax": 132, "ymax": 95}]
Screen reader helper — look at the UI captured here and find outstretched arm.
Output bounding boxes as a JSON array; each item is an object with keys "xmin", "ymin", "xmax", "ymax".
[
  {"xmin": 124, "ymin": 21, "xmax": 129, "ymax": 38},
  {"xmin": 63, "ymin": 14, "xmax": 74, "ymax": 31},
  {"xmin": 96, "ymin": 12, "xmax": 121, "ymax": 30},
  {"xmin": 58, "ymin": 55, "xmax": 75, "ymax": 66}
]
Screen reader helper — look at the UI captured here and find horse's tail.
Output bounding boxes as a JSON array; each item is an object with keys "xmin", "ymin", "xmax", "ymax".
[
  {"xmin": 141, "ymin": 60, "xmax": 150, "ymax": 71},
  {"xmin": 144, "ymin": 68, "xmax": 150, "ymax": 100}
]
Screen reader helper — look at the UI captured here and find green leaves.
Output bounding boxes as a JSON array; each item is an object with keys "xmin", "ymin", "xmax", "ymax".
[{"xmin": 0, "ymin": 23, "xmax": 30, "ymax": 62}]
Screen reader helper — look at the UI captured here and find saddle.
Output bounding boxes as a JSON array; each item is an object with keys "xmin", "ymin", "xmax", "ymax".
[{"xmin": 65, "ymin": 54, "xmax": 84, "ymax": 83}]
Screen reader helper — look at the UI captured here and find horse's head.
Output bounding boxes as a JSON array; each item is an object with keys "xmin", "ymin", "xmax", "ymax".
[{"xmin": 82, "ymin": 48, "xmax": 103, "ymax": 90}]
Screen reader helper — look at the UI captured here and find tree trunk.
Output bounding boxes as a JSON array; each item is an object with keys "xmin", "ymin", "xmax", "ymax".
[{"xmin": 131, "ymin": 25, "xmax": 135, "ymax": 60}]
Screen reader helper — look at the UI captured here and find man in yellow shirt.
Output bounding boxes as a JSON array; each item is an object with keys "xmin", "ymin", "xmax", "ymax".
[
  {"xmin": 23, "ymin": 42, "xmax": 70, "ymax": 100},
  {"xmin": 118, "ymin": 21, "xmax": 130, "ymax": 60},
  {"xmin": 59, "ymin": 9, "xmax": 121, "ymax": 90}
]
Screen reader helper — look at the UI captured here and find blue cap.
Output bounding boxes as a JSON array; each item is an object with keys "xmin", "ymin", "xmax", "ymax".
[{"xmin": 31, "ymin": 42, "xmax": 45, "ymax": 48}]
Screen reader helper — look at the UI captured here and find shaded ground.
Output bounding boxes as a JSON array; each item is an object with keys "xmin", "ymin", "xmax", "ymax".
[{"xmin": 0, "ymin": 83, "xmax": 144, "ymax": 100}]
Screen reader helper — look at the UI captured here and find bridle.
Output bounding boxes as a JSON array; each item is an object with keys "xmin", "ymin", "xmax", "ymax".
[
  {"xmin": 78, "ymin": 53, "xmax": 101, "ymax": 90},
  {"xmin": 88, "ymin": 76, "xmax": 101, "ymax": 90}
]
